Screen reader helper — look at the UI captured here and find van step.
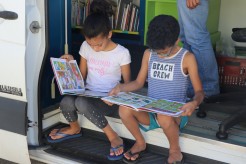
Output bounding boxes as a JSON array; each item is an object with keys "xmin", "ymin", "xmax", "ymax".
[
  {"xmin": 45, "ymin": 137, "xmax": 165, "ymax": 164},
  {"xmin": 44, "ymin": 128, "xmax": 226, "ymax": 164}
]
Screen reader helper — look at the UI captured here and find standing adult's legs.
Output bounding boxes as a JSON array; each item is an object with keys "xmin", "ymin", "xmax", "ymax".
[{"xmin": 177, "ymin": 0, "xmax": 220, "ymax": 97}]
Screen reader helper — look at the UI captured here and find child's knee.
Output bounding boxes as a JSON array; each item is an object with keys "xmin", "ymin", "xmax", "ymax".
[
  {"xmin": 60, "ymin": 96, "xmax": 76, "ymax": 111},
  {"xmin": 157, "ymin": 115, "xmax": 176, "ymax": 129},
  {"xmin": 74, "ymin": 97, "xmax": 88, "ymax": 114},
  {"xmin": 119, "ymin": 106, "xmax": 133, "ymax": 119}
]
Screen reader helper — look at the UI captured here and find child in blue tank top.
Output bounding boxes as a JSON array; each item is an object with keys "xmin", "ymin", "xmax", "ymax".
[{"xmin": 107, "ymin": 15, "xmax": 205, "ymax": 164}]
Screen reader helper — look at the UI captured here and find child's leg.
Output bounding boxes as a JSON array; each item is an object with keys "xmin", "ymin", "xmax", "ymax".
[
  {"xmin": 157, "ymin": 114, "xmax": 183, "ymax": 163},
  {"xmin": 75, "ymin": 97, "xmax": 123, "ymax": 156},
  {"xmin": 49, "ymin": 96, "xmax": 81, "ymax": 139},
  {"xmin": 119, "ymin": 106, "xmax": 149, "ymax": 160}
]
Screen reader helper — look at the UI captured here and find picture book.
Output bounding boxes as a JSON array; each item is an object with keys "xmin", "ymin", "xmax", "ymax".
[
  {"xmin": 50, "ymin": 57, "xmax": 108, "ymax": 98},
  {"xmin": 101, "ymin": 92, "xmax": 184, "ymax": 117}
]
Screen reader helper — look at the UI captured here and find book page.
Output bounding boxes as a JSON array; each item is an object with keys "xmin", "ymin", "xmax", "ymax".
[
  {"xmin": 102, "ymin": 92, "xmax": 156, "ymax": 110},
  {"xmin": 78, "ymin": 90, "xmax": 109, "ymax": 98},
  {"xmin": 68, "ymin": 60, "xmax": 85, "ymax": 89},
  {"xmin": 50, "ymin": 57, "xmax": 85, "ymax": 95},
  {"xmin": 140, "ymin": 99, "xmax": 184, "ymax": 117}
]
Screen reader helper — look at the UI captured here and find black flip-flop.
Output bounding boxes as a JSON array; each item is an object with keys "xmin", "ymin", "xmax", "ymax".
[{"xmin": 123, "ymin": 150, "xmax": 145, "ymax": 164}]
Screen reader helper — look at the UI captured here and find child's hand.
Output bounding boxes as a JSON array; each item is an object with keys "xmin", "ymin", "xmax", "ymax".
[
  {"xmin": 180, "ymin": 101, "xmax": 197, "ymax": 116},
  {"xmin": 102, "ymin": 100, "xmax": 114, "ymax": 106},
  {"xmin": 61, "ymin": 54, "xmax": 74, "ymax": 61},
  {"xmin": 109, "ymin": 84, "xmax": 121, "ymax": 96}
]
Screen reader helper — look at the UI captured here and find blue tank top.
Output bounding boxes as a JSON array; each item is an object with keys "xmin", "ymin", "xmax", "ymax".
[{"xmin": 148, "ymin": 48, "xmax": 189, "ymax": 103}]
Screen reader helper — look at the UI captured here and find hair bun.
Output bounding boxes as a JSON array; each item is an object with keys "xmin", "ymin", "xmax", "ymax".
[{"xmin": 90, "ymin": 0, "xmax": 116, "ymax": 17}]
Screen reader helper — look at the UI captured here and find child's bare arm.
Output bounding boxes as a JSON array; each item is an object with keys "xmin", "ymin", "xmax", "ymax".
[
  {"xmin": 121, "ymin": 63, "xmax": 131, "ymax": 83},
  {"xmin": 181, "ymin": 52, "xmax": 204, "ymax": 116},
  {"xmin": 109, "ymin": 49, "xmax": 150, "ymax": 95},
  {"xmin": 79, "ymin": 56, "xmax": 87, "ymax": 80}
]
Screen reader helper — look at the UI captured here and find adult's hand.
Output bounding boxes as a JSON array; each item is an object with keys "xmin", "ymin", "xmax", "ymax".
[{"xmin": 186, "ymin": 0, "xmax": 200, "ymax": 9}]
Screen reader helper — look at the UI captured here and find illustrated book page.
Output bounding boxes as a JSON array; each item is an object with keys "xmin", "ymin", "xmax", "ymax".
[
  {"xmin": 102, "ymin": 92, "xmax": 184, "ymax": 117},
  {"xmin": 50, "ymin": 57, "xmax": 85, "ymax": 95},
  {"xmin": 50, "ymin": 57, "xmax": 108, "ymax": 98},
  {"xmin": 101, "ymin": 92, "xmax": 156, "ymax": 110},
  {"xmin": 140, "ymin": 99, "xmax": 184, "ymax": 117}
]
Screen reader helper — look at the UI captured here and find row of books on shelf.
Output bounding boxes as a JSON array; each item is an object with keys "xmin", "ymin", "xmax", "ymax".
[
  {"xmin": 115, "ymin": 0, "xmax": 140, "ymax": 32},
  {"xmin": 50, "ymin": 57, "xmax": 184, "ymax": 117},
  {"xmin": 71, "ymin": 0, "xmax": 140, "ymax": 33},
  {"xmin": 71, "ymin": 0, "xmax": 91, "ymax": 27}
]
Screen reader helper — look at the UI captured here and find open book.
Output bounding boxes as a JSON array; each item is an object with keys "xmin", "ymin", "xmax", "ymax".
[
  {"xmin": 102, "ymin": 92, "xmax": 184, "ymax": 117},
  {"xmin": 50, "ymin": 57, "xmax": 108, "ymax": 98}
]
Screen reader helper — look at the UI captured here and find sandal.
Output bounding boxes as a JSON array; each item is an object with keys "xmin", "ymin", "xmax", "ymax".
[
  {"xmin": 107, "ymin": 144, "xmax": 124, "ymax": 161},
  {"xmin": 123, "ymin": 149, "xmax": 145, "ymax": 164}
]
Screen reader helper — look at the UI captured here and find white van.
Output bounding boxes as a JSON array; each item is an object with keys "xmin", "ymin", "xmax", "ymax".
[{"xmin": 0, "ymin": 0, "xmax": 246, "ymax": 164}]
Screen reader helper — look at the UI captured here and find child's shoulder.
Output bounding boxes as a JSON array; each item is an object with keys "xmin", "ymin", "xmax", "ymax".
[
  {"xmin": 183, "ymin": 50, "xmax": 196, "ymax": 67},
  {"xmin": 183, "ymin": 50, "xmax": 195, "ymax": 59},
  {"xmin": 142, "ymin": 49, "xmax": 151, "ymax": 60},
  {"xmin": 113, "ymin": 44, "xmax": 130, "ymax": 53},
  {"xmin": 80, "ymin": 40, "xmax": 89, "ymax": 48}
]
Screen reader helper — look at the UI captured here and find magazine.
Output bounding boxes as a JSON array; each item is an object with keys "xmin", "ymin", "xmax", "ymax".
[
  {"xmin": 50, "ymin": 57, "xmax": 108, "ymax": 98},
  {"xmin": 102, "ymin": 92, "xmax": 184, "ymax": 117}
]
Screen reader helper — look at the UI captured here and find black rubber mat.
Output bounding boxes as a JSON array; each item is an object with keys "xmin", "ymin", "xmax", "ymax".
[{"xmin": 44, "ymin": 128, "xmax": 226, "ymax": 164}]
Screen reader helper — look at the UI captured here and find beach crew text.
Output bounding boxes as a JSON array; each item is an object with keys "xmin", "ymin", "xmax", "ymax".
[{"xmin": 150, "ymin": 62, "xmax": 174, "ymax": 81}]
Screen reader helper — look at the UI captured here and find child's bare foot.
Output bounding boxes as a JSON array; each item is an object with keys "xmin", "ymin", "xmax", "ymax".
[
  {"xmin": 49, "ymin": 127, "xmax": 81, "ymax": 140},
  {"xmin": 124, "ymin": 141, "xmax": 146, "ymax": 161},
  {"xmin": 167, "ymin": 150, "xmax": 183, "ymax": 163}
]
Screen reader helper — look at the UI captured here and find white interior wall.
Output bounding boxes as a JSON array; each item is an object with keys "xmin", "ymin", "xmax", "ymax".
[{"xmin": 219, "ymin": 0, "xmax": 246, "ymax": 47}]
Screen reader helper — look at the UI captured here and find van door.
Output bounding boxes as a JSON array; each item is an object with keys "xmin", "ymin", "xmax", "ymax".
[{"xmin": 0, "ymin": 1, "xmax": 30, "ymax": 163}]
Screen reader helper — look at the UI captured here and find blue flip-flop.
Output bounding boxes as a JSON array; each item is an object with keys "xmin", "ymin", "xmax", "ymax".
[
  {"xmin": 47, "ymin": 129, "xmax": 82, "ymax": 143},
  {"xmin": 107, "ymin": 144, "xmax": 124, "ymax": 161}
]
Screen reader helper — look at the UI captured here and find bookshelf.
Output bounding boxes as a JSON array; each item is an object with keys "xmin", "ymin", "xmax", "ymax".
[
  {"xmin": 70, "ymin": 0, "xmax": 145, "ymax": 45},
  {"xmin": 70, "ymin": 0, "xmax": 221, "ymax": 47}
]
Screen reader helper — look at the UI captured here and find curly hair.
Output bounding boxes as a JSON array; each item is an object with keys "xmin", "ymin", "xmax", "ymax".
[
  {"xmin": 82, "ymin": 0, "xmax": 116, "ymax": 38},
  {"xmin": 147, "ymin": 15, "xmax": 180, "ymax": 50}
]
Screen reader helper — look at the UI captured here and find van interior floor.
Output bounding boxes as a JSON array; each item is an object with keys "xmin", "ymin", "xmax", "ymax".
[{"xmin": 42, "ymin": 109, "xmax": 246, "ymax": 164}]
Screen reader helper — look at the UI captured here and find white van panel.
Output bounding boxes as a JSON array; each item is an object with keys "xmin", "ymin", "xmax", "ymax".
[
  {"xmin": 0, "ymin": 0, "xmax": 31, "ymax": 163},
  {"xmin": 0, "ymin": 130, "xmax": 30, "ymax": 164},
  {"xmin": 0, "ymin": 41, "xmax": 26, "ymax": 101},
  {"xmin": 0, "ymin": 1, "xmax": 25, "ymax": 45}
]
